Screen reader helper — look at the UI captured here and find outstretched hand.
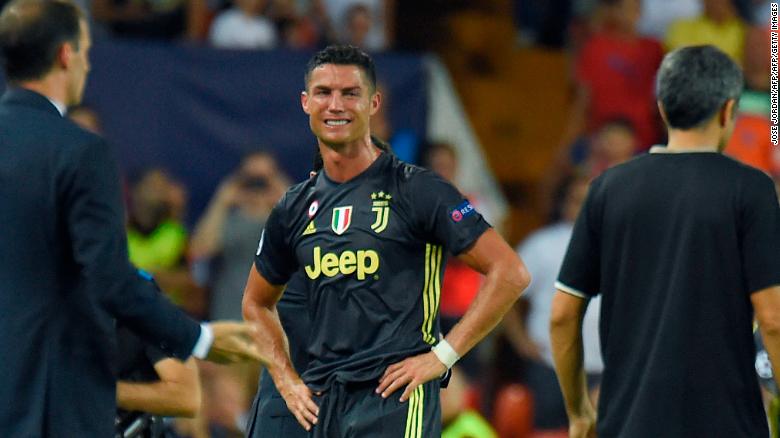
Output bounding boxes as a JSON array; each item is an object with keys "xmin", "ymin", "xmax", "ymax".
[
  {"xmin": 205, "ymin": 321, "xmax": 263, "ymax": 364},
  {"xmin": 375, "ymin": 351, "xmax": 447, "ymax": 402}
]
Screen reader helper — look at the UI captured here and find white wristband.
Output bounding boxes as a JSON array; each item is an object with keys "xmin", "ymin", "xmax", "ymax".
[{"xmin": 431, "ymin": 339, "xmax": 460, "ymax": 369}]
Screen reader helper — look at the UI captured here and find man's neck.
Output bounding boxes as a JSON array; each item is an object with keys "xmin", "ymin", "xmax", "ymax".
[
  {"xmin": 665, "ymin": 127, "xmax": 721, "ymax": 153},
  {"xmin": 18, "ymin": 76, "xmax": 68, "ymax": 113},
  {"xmin": 320, "ymin": 137, "xmax": 380, "ymax": 183}
]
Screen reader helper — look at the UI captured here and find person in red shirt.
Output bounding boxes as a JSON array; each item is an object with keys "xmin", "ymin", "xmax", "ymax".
[{"xmin": 561, "ymin": 0, "xmax": 664, "ymax": 154}]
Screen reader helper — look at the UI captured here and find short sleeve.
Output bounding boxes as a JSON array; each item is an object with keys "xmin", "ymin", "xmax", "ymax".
[
  {"xmin": 740, "ymin": 174, "xmax": 780, "ymax": 294},
  {"xmin": 254, "ymin": 197, "xmax": 298, "ymax": 285},
  {"xmin": 556, "ymin": 177, "xmax": 603, "ymax": 298},
  {"xmin": 408, "ymin": 169, "xmax": 490, "ymax": 255}
]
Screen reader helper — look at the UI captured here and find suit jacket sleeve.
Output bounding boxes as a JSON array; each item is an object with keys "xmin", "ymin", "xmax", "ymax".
[{"xmin": 62, "ymin": 138, "xmax": 200, "ymax": 360}]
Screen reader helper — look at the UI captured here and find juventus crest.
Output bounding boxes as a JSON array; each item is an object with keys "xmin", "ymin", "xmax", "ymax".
[{"xmin": 370, "ymin": 191, "xmax": 391, "ymax": 233}]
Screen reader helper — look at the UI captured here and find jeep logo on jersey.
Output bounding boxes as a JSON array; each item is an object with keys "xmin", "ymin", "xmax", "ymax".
[
  {"xmin": 331, "ymin": 206, "xmax": 353, "ymax": 235},
  {"xmin": 304, "ymin": 246, "xmax": 379, "ymax": 280}
]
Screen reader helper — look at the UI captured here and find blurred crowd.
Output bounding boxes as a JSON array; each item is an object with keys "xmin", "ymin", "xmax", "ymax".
[
  {"xmin": 67, "ymin": 0, "xmax": 395, "ymax": 51},
  {"xmin": 59, "ymin": 0, "xmax": 780, "ymax": 437}
]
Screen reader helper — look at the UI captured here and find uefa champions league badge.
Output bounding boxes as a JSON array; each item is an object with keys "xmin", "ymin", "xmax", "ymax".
[
  {"xmin": 308, "ymin": 200, "xmax": 319, "ymax": 218},
  {"xmin": 450, "ymin": 200, "xmax": 476, "ymax": 223}
]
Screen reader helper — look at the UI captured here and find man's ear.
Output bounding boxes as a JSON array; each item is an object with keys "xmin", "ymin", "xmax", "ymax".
[
  {"xmin": 656, "ymin": 101, "xmax": 669, "ymax": 126},
  {"xmin": 719, "ymin": 99, "xmax": 737, "ymax": 127},
  {"xmin": 56, "ymin": 41, "xmax": 74, "ymax": 70},
  {"xmin": 369, "ymin": 91, "xmax": 381, "ymax": 116},
  {"xmin": 301, "ymin": 91, "xmax": 310, "ymax": 115}
]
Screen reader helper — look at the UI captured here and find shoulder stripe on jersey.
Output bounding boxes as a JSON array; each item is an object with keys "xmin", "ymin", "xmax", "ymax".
[{"xmin": 421, "ymin": 244, "xmax": 443, "ymax": 345}]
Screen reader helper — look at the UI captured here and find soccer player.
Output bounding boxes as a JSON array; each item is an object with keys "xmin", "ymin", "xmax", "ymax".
[
  {"xmin": 550, "ymin": 45, "xmax": 780, "ymax": 438},
  {"xmin": 242, "ymin": 45, "xmax": 530, "ymax": 436},
  {"xmin": 246, "ymin": 139, "xmax": 392, "ymax": 437}
]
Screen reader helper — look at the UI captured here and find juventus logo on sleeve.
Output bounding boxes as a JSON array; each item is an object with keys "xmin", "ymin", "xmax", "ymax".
[{"xmin": 370, "ymin": 191, "xmax": 391, "ymax": 233}]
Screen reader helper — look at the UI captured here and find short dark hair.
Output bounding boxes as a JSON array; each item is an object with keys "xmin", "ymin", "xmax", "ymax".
[
  {"xmin": 304, "ymin": 44, "xmax": 377, "ymax": 91},
  {"xmin": 655, "ymin": 45, "xmax": 743, "ymax": 130},
  {"xmin": 0, "ymin": 0, "xmax": 83, "ymax": 82}
]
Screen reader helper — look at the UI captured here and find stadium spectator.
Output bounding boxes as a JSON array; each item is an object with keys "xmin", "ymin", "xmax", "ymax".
[
  {"xmin": 267, "ymin": 0, "xmax": 332, "ymax": 49},
  {"xmin": 190, "ymin": 150, "xmax": 288, "ymax": 320},
  {"xmin": 505, "ymin": 174, "xmax": 602, "ymax": 431},
  {"xmin": 664, "ymin": 0, "xmax": 747, "ymax": 63},
  {"xmin": 742, "ymin": 0, "xmax": 771, "ymax": 90},
  {"xmin": 551, "ymin": 45, "xmax": 780, "ymax": 438},
  {"xmin": 91, "ymin": 0, "xmax": 207, "ymax": 40},
  {"xmin": 584, "ymin": 118, "xmax": 637, "ymax": 178},
  {"xmin": 725, "ymin": 91, "xmax": 779, "ymax": 176},
  {"xmin": 243, "ymin": 45, "xmax": 530, "ymax": 435},
  {"xmin": 127, "ymin": 167, "xmax": 205, "ymax": 316},
  {"xmin": 636, "ymin": 0, "xmax": 700, "ymax": 38},
  {"xmin": 723, "ymin": 1, "xmax": 777, "ymax": 176},
  {"xmin": 560, "ymin": 0, "xmax": 663, "ymax": 156},
  {"xmin": 322, "ymin": 0, "xmax": 392, "ymax": 50},
  {"xmin": 209, "ymin": 0, "xmax": 278, "ymax": 49},
  {"xmin": 340, "ymin": 4, "xmax": 372, "ymax": 48}
]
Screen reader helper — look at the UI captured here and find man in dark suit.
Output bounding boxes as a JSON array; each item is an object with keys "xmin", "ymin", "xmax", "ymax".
[{"xmin": 0, "ymin": 0, "xmax": 263, "ymax": 436}]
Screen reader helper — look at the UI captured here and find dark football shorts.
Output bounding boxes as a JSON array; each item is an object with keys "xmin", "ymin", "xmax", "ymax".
[{"xmin": 310, "ymin": 379, "xmax": 441, "ymax": 438}]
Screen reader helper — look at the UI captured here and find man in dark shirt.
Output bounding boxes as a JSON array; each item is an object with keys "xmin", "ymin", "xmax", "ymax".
[
  {"xmin": 242, "ymin": 45, "xmax": 531, "ymax": 436},
  {"xmin": 0, "ymin": 1, "xmax": 260, "ymax": 434},
  {"xmin": 550, "ymin": 45, "xmax": 780, "ymax": 438}
]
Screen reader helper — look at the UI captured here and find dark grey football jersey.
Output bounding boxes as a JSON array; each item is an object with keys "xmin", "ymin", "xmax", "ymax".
[{"xmin": 255, "ymin": 152, "xmax": 489, "ymax": 390}]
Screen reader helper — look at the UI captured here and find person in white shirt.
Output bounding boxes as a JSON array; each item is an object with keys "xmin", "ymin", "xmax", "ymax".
[{"xmin": 210, "ymin": 0, "xmax": 278, "ymax": 49}]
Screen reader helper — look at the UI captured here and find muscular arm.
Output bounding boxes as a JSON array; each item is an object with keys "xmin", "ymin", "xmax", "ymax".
[
  {"xmin": 241, "ymin": 266, "xmax": 319, "ymax": 430},
  {"xmin": 378, "ymin": 229, "xmax": 530, "ymax": 401},
  {"xmin": 549, "ymin": 290, "xmax": 595, "ymax": 437},
  {"xmin": 117, "ymin": 357, "xmax": 201, "ymax": 417},
  {"xmin": 444, "ymin": 228, "xmax": 530, "ymax": 357},
  {"xmin": 752, "ymin": 286, "xmax": 780, "ymax": 389}
]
